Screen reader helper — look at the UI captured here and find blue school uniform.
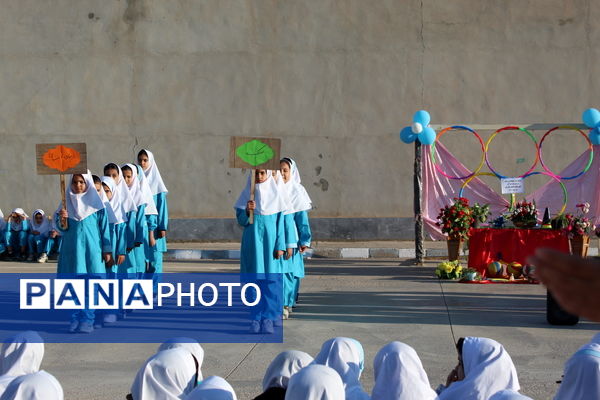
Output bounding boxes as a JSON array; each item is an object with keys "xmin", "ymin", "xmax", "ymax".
[
  {"xmin": 6, "ymin": 219, "xmax": 29, "ymax": 253},
  {"xmin": 132, "ymin": 204, "xmax": 148, "ymax": 277},
  {"xmin": 117, "ymin": 210, "xmax": 139, "ymax": 276},
  {"xmin": 147, "ymin": 193, "xmax": 168, "ymax": 290},
  {"xmin": 291, "ymin": 210, "xmax": 311, "ymax": 303}
]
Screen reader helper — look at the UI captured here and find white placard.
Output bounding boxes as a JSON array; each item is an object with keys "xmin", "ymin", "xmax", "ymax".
[{"xmin": 501, "ymin": 178, "xmax": 524, "ymax": 194}]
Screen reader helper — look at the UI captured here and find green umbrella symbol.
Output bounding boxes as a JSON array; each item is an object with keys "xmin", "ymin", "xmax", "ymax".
[{"xmin": 236, "ymin": 139, "xmax": 275, "ymax": 167}]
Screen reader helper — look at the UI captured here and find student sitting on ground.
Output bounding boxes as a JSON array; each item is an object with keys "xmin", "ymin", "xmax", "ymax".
[
  {"xmin": 0, "ymin": 370, "xmax": 63, "ymax": 400},
  {"xmin": 254, "ymin": 350, "xmax": 314, "ymax": 399},
  {"xmin": 554, "ymin": 332, "xmax": 600, "ymax": 400},
  {"xmin": 5, "ymin": 209, "xmax": 29, "ymax": 260},
  {"xmin": 0, "ymin": 331, "xmax": 44, "ymax": 396},
  {"xmin": 284, "ymin": 364, "xmax": 344, "ymax": 400},
  {"xmin": 28, "ymin": 210, "xmax": 51, "ymax": 263},
  {"xmin": 184, "ymin": 376, "xmax": 237, "ymax": 400}
]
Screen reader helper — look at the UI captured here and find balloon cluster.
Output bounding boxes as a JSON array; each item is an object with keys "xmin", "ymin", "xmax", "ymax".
[
  {"xmin": 582, "ymin": 108, "xmax": 600, "ymax": 145},
  {"xmin": 399, "ymin": 110, "xmax": 437, "ymax": 145}
]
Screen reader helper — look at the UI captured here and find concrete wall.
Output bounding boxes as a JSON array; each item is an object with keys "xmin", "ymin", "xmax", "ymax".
[{"xmin": 1, "ymin": 0, "xmax": 599, "ymax": 240}]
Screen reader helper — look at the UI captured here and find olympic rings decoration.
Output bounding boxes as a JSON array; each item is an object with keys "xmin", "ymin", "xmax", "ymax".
[
  {"xmin": 538, "ymin": 126, "xmax": 594, "ymax": 180},
  {"xmin": 430, "ymin": 125, "xmax": 485, "ymax": 180},
  {"xmin": 458, "ymin": 172, "xmax": 498, "ymax": 199},
  {"xmin": 522, "ymin": 171, "xmax": 568, "ymax": 215},
  {"xmin": 485, "ymin": 126, "xmax": 539, "ymax": 179}
]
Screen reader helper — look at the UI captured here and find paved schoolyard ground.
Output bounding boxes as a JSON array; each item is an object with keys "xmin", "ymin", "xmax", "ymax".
[{"xmin": 1, "ymin": 258, "xmax": 597, "ymax": 399}]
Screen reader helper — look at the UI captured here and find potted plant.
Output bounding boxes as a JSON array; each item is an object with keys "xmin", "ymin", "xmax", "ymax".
[
  {"xmin": 462, "ymin": 267, "xmax": 479, "ymax": 282},
  {"xmin": 507, "ymin": 200, "xmax": 538, "ymax": 228},
  {"xmin": 435, "ymin": 260, "xmax": 463, "ymax": 280},
  {"xmin": 564, "ymin": 203, "xmax": 595, "ymax": 257},
  {"xmin": 471, "ymin": 203, "xmax": 490, "ymax": 228},
  {"xmin": 436, "ymin": 197, "xmax": 474, "ymax": 261}
]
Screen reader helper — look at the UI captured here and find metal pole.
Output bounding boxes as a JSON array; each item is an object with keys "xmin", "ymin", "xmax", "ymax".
[{"xmin": 414, "ymin": 140, "xmax": 424, "ymax": 265}]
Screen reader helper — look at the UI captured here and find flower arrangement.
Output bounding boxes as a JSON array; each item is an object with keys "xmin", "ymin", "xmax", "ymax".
[
  {"xmin": 470, "ymin": 203, "xmax": 490, "ymax": 227},
  {"xmin": 564, "ymin": 203, "xmax": 595, "ymax": 239},
  {"xmin": 436, "ymin": 197, "xmax": 474, "ymax": 240},
  {"xmin": 507, "ymin": 200, "xmax": 538, "ymax": 228},
  {"xmin": 461, "ymin": 267, "xmax": 480, "ymax": 282},
  {"xmin": 435, "ymin": 260, "xmax": 463, "ymax": 279}
]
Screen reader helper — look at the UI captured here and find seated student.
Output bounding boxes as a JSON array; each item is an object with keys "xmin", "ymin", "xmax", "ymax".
[
  {"xmin": 157, "ymin": 337, "xmax": 204, "ymax": 383},
  {"xmin": 28, "ymin": 210, "xmax": 51, "ymax": 263},
  {"xmin": 0, "ymin": 331, "xmax": 44, "ymax": 395},
  {"xmin": 254, "ymin": 350, "xmax": 314, "ymax": 400},
  {"xmin": 0, "ymin": 209, "xmax": 6, "ymax": 257},
  {"xmin": 489, "ymin": 390, "xmax": 533, "ymax": 399},
  {"xmin": 371, "ymin": 341, "xmax": 437, "ymax": 400},
  {"xmin": 184, "ymin": 376, "xmax": 237, "ymax": 400},
  {"xmin": 129, "ymin": 348, "xmax": 199, "ymax": 400},
  {"xmin": 554, "ymin": 332, "xmax": 600, "ymax": 400},
  {"xmin": 312, "ymin": 337, "xmax": 370, "ymax": 400},
  {"xmin": 5, "ymin": 209, "xmax": 29, "ymax": 260},
  {"xmin": 438, "ymin": 337, "xmax": 520, "ymax": 400},
  {"xmin": 284, "ymin": 364, "xmax": 344, "ymax": 400},
  {"xmin": 0, "ymin": 370, "xmax": 63, "ymax": 400}
]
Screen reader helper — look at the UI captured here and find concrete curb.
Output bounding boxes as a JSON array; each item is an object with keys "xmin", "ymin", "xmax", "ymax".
[{"xmin": 164, "ymin": 247, "xmax": 599, "ymax": 261}]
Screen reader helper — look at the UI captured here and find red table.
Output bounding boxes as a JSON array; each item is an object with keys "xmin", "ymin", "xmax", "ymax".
[{"xmin": 468, "ymin": 228, "xmax": 570, "ymax": 276}]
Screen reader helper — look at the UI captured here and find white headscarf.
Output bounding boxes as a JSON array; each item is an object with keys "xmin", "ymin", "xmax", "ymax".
[
  {"xmin": 158, "ymin": 338, "xmax": 204, "ymax": 382},
  {"xmin": 130, "ymin": 348, "xmax": 197, "ymax": 400},
  {"xmin": 140, "ymin": 149, "xmax": 168, "ymax": 195},
  {"xmin": 372, "ymin": 342, "xmax": 436, "ymax": 400},
  {"xmin": 0, "ymin": 331, "xmax": 44, "ymax": 378},
  {"xmin": 312, "ymin": 337, "xmax": 370, "ymax": 400},
  {"xmin": 438, "ymin": 337, "xmax": 520, "ymax": 400},
  {"xmin": 104, "ymin": 164, "xmax": 138, "ymax": 215},
  {"xmin": 122, "ymin": 163, "xmax": 146, "ymax": 208},
  {"xmin": 262, "ymin": 350, "xmax": 314, "ymax": 391},
  {"xmin": 8, "ymin": 209, "xmax": 28, "ymax": 232},
  {"xmin": 0, "ymin": 209, "xmax": 5, "ymax": 231},
  {"xmin": 137, "ymin": 165, "xmax": 158, "ymax": 215},
  {"xmin": 30, "ymin": 210, "xmax": 51, "ymax": 237},
  {"xmin": 60, "ymin": 172, "xmax": 105, "ymax": 222},
  {"xmin": 234, "ymin": 171, "xmax": 289, "ymax": 216},
  {"xmin": 490, "ymin": 389, "xmax": 533, "ymax": 399},
  {"xmin": 101, "ymin": 177, "xmax": 128, "ymax": 225},
  {"xmin": 280, "ymin": 158, "xmax": 312, "ymax": 214},
  {"xmin": 0, "ymin": 371, "xmax": 63, "ymax": 400},
  {"xmin": 183, "ymin": 376, "xmax": 237, "ymax": 400},
  {"xmin": 554, "ymin": 333, "xmax": 600, "ymax": 400},
  {"xmin": 285, "ymin": 364, "xmax": 345, "ymax": 400}
]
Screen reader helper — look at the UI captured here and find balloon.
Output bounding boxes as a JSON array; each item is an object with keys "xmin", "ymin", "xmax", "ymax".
[
  {"xmin": 413, "ymin": 110, "xmax": 431, "ymax": 127},
  {"xmin": 590, "ymin": 127, "xmax": 600, "ymax": 145},
  {"xmin": 400, "ymin": 126, "xmax": 417, "ymax": 143},
  {"xmin": 418, "ymin": 126, "xmax": 437, "ymax": 145},
  {"xmin": 411, "ymin": 122, "xmax": 423, "ymax": 134},
  {"xmin": 582, "ymin": 108, "xmax": 600, "ymax": 128}
]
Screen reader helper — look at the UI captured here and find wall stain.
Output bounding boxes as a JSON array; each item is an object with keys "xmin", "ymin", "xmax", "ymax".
[
  {"xmin": 314, "ymin": 178, "xmax": 329, "ymax": 191},
  {"xmin": 315, "ymin": 166, "xmax": 322, "ymax": 176},
  {"xmin": 124, "ymin": 0, "xmax": 146, "ymax": 28}
]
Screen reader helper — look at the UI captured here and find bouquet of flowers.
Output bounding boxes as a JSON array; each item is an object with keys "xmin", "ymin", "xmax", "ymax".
[
  {"xmin": 507, "ymin": 200, "xmax": 538, "ymax": 228},
  {"xmin": 435, "ymin": 260, "xmax": 463, "ymax": 279},
  {"xmin": 436, "ymin": 197, "xmax": 474, "ymax": 240},
  {"xmin": 471, "ymin": 203, "xmax": 490, "ymax": 227},
  {"xmin": 564, "ymin": 203, "xmax": 595, "ymax": 239}
]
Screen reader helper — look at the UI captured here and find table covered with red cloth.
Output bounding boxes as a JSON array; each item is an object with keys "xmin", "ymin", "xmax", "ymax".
[{"xmin": 467, "ymin": 228, "xmax": 570, "ymax": 275}]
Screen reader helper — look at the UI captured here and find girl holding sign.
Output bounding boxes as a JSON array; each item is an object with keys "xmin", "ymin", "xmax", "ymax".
[
  {"xmin": 235, "ymin": 169, "xmax": 287, "ymax": 334},
  {"xmin": 56, "ymin": 172, "xmax": 112, "ymax": 333}
]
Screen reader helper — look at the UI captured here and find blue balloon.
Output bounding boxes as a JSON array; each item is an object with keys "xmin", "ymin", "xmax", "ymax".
[
  {"xmin": 590, "ymin": 127, "xmax": 600, "ymax": 145},
  {"xmin": 413, "ymin": 110, "xmax": 431, "ymax": 127},
  {"xmin": 582, "ymin": 108, "xmax": 600, "ymax": 128},
  {"xmin": 419, "ymin": 126, "xmax": 437, "ymax": 145},
  {"xmin": 400, "ymin": 126, "xmax": 417, "ymax": 143}
]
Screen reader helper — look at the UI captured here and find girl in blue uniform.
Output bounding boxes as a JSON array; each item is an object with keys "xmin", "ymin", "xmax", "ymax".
[
  {"xmin": 279, "ymin": 158, "xmax": 312, "ymax": 318},
  {"xmin": 6, "ymin": 208, "xmax": 29, "ymax": 260},
  {"xmin": 28, "ymin": 209, "xmax": 52, "ymax": 263},
  {"xmin": 56, "ymin": 172, "xmax": 112, "ymax": 333},
  {"xmin": 136, "ymin": 164, "xmax": 159, "ymax": 276},
  {"xmin": 138, "ymin": 149, "xmax": 168, "ymax": 289},
  {"xmin": 234, "ymin": 169, "xmax": 288, "ymax": 334}
]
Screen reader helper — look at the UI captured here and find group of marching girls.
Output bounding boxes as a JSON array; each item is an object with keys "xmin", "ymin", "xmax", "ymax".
[
  {"xmin": 234, "ymin": 157, "xmax": 312, "ymax": 334},
  {"xmin": 55, "ymin": 149, "xmax": 168, "ymax": 334}
]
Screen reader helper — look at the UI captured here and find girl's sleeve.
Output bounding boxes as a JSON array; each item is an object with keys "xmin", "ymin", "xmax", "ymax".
[
  {"xmin": 274, "ymin": 212, "xmax": 286, "ymax": 252},
  {"xmin": 115, "ymin": 223, "xmax": 127, "ymax": 256},
  {"xmin": 156, "ymin": 193, "xmax": 169, "ymax": 231},
  {"xmin": 135, "ymin": 205, "xmax": 146, "ymax": 244},
  {"xmin": 55, "ymin": 214, "xmax": 68, "ymax": 233},
  {"xmin": 147, "ymin": 214, "xmax": 158, "ymax": 232},
  {"xmin": 284, "ymin": 214, "xmax": 299, "ymax": 248},
  {"xmin": 236, "ymin": 208, "xmax": 249, "ymax": 227},
  {"xmin": 294, "ymin": 211, "xmax": 312, "ymax": 247},
  {"xmin": 97, "ymin": 210, "xmax": 112, "ymax": 253}
]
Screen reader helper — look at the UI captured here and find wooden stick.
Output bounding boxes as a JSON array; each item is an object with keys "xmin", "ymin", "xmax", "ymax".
[
  {"xmin": 249, "ymin": 169, "xmax": 256, "ymax": 224},
  {"xmin": 59, "ymin": 174, "xmax": 68, "ymax": 230}
]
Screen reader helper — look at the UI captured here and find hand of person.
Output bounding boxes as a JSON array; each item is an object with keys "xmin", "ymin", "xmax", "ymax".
[
  {"xmin": 445, "ymin": 366, "xmax": 461, "ymax": 387},
  {"xmin": 116, "ymin": 255, "xmax": 126, "ymax": 265},
  {"xmin": 103, "ymin": 253, "xmax": 113, "ymax": 265},
  {"xmin": 285, "ymin": 248, "xmax": 293, "ymax": 260},
  {"xmin": 50, "ymin": 230, "xmax": 58, "ymax": 238},
  {"xmin": 59, "ymin": 209, "xmax": 68, "ymax": 219},
  {"xmin": 158, "ymin": 230, "xmax": 167, "ymax": 239},
  {"xmin": 274, "ymin": 250, "xmax": 284, "ymax": 259},
  {"xmin": 246, "ymin": 201, "xmax": 256, "ymax": 211},
  {"xmin": 528, "ymin": 248, "xmax": 600, "ymax": 322},
  {"xmin": 149, "ymin": 235, "xmax": 156, "ymax": 247},
  {"xmin": 299, "ymin": 245, "xmax": 308, "ymax": 253}
]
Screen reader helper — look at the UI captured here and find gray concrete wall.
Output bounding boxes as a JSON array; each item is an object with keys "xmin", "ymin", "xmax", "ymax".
[{"xmin": 1, "ymin": 0, "xmax": 599, "ymax": 240}]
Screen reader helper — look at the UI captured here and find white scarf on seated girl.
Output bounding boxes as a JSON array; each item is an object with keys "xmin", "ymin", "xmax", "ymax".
[
  {"xmin": 371, "ymin": 341, "xmax": 437, "ymax": 400},
  {"xmin": 262, "ymin": 350, "xmax": 314, "ymax": 391},
  {"xmin": 136, "ymin": 165, "xmax": 158, "ymax": 215},
  {"xmin": 141, "ymin": 149, "xmax": 168, "ymax": 195},
  {"xmin": 184, "ymin": 376, "xmax": 237, "ymax": 400},
  {"xmin": 281, "ymin": 158, "xmax": 312, "ymax": 214},
  {"xmin": 59, "ymin": 172, "xmax": 104, "ymax": 222},
  {"xmin": 0, "ymin": 209, "xmax": 5, "ymax": 231},
  {"xmin": 158, "ymin": 338, "xmax": 204, "ymax": 382},
  {"xmin": 234, "ymin": 170, "xmax": 289, "ymax": 216},
  {"xmin": 8, "ymin": 209, "xmax": 28, "ymax": 232},
  {"xmin": 0, "ymin": 331, "xmax": 44, "ymax": 378},
  {"xmin": 0, "ymin": 371, "xmax": 63, "ymax": 400},
  {"xmin": 101, "ymin": 177, "xmax": 127, "ymax": 225},
  {"xmin": 489, "ymin": 389, "xmax": 533, "ymax": 399},
  {"xmin": 285, "ymin": 365, "xmax": 345, "ymax": 400},
  {"xmin": 30, "ymin": 210, "xmax": 51, "ymax": 237},
  {"xmin": 437, "ymin": 337, "xmax": 520, "ymax": 400},
  {"xmin": 554, "ymin": 332, "xmax": 600, "ymax": 400}
]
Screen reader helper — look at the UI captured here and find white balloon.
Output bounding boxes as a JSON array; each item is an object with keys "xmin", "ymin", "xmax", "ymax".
[{"xmin": 411, "ymin": 122, "xmax": 423, "ymax": 134}]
